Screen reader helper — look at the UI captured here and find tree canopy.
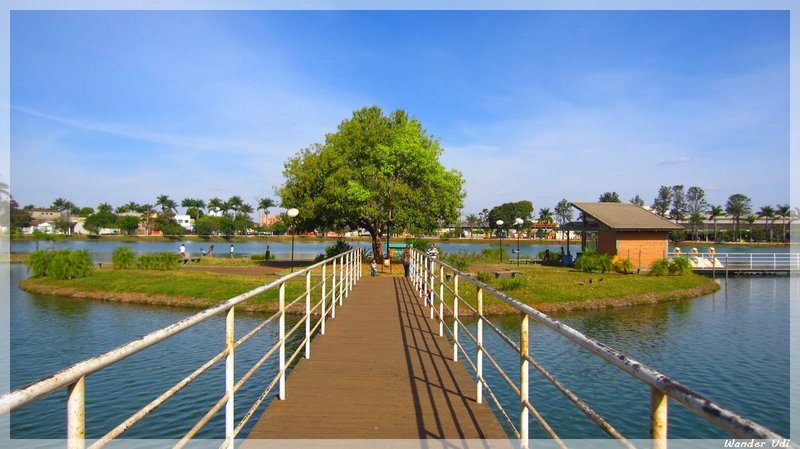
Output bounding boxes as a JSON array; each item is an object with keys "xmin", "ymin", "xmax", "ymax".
[
  {"xmin": 487, "ymin": 201, "xmax": 534, "ymax": 229},
  {"xmin": 277, "ymin": 106, "xmax": 465, "ymax": 261}
]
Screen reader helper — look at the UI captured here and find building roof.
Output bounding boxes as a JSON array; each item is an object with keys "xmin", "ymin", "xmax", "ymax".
[{"xmin": 571, "ymin": 202, "xmax": 684, "ymax": 232}]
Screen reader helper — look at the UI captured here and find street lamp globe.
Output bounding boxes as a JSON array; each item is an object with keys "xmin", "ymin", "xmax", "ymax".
[
  {"xmin": 514, "ymin": 217, "xmax": 524, "ymax": 226},
  {"xmin": 287, "ymin": 208, "xmax": 299, "ymax": 218},
  {"xmin": 496, "ymin": 220, "xmax": 504, "ymax": 227}
]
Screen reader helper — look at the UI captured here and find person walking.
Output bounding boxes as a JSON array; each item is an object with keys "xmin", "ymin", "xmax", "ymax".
[
  {"xmin": 402, "ymin": 244, "xmax": 412, "ymax": 278},
  {"xmin": 208, "ymin": 245, "xmax": 214, "ymax": 257},
  {"xmin": 179, "ymin": 244, "xmax": 186, "ymax": 259},
  {"xmin": 229, "ymin": 244, "xmax": 235, "ymax": 259}
]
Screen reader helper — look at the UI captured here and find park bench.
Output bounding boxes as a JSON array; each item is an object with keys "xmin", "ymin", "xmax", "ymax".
[
  {"xmin": 507, "ymin": 258, "xmax": 541, "ymax": 265},
  {"xmin": 180, "ymin": 257, "xmax": 202, "ymax": 265},
  {"xmin": 494, "ymin": 271, "xmax": 522, "ymax": 279}
]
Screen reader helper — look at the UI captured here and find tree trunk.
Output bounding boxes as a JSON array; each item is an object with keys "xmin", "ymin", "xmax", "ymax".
[{"xmin": 370, "ymin": 231, "xmax": 384, "ymax": 264}]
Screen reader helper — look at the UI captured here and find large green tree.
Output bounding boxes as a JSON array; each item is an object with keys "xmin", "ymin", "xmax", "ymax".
[
  {"xmin": 277, "ymin": 106, "xmax": 465, "ymax": 262},
  {"xmin": 652, "ymin": 186, "xmax": 672, "ymax": 217},
  {"xmin": 487, "ymin": 201, "xmax": 534, "ymax": 233},
  {"xmin": 725, "ymin": 194, "xmax": 752, "ymax": 241}
]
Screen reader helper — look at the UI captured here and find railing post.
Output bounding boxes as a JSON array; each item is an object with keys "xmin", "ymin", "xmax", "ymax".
[
  {"xmin": 225, "ymin": 306, "xmax": 235, "ymax": 447},
  {"xmin": 321, "ymin": 263, "xmax": 327, "ymax": 335},
  {"xmin": 650, "ymin": 387, "xmax": 668, "ymax": 449},
  {"xmin": 67, "ymin": 377, "xmax": 85, "ymax": 449},
  {"xmin": 339, "ymin": 255, "xmax": 344, "ymax": 306},
  {"xmin": 520, "ymin": 312, "xmax": 529, "ymax": 449},
  {"xmin": 453, "ymin": 274, "xmax": 459, "ymax": 362},
  {"xmin": 344, "ymin": 252, "xmax": 350, "ymax": 298},
  {"xmin": 429, "ymin": 260, "xmax": 435, "ymax": 319},
  {"xmin": 476, "ymin": 287, "xmax": 483, "ymax": 404},
  {"xmin": 305, "ymin": 270, "xmax": 312, "ymax": 359},
  {"xmin": 438, "ymin": 264, "xmax": 444, "ymax": 337},
  {"xmin": 279, "ymin": 281, "xmax": 286, "ymax": 400},
  {"xmin": 331, "ymin": 259, "xmax": 337, "ymax": 319}
]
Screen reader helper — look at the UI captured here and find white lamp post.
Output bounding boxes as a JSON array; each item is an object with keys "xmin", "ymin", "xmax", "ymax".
[
  {"xmin": 496, "ymin": 220, "xmax": 504, "ymax": 263},
  {"xmin": 287, "ymin": 208, "xmax": 299, "ymax": 271}
]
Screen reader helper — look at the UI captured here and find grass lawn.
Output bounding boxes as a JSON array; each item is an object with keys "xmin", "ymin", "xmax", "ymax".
[
  {"xmin": 19, "ymin": 268, "xmax": 314, "ymax": 314},
  {"xmin": 435, "ymin": 263, "xmax": 719, "ymax": 314}
]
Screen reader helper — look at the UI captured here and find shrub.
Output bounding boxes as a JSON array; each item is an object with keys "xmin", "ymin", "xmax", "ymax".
[
  {"xmin": 481, "ymin": 246, "xmax": 504, "ymax": 259},
  {"xmin": 615, "ymin": 258, "xmax": 635, "ymax": 274},
  {"xmin": 112, "ymin": 247, "xmax": 136, "ymax": 270},
  {"xmin": 476, "ymin": 271, "xmax": 492, "ymax": 283},
  {"xmin": 597, "ymin": 254, "xmax": 613, "ymax": 273},
  {"xmin": 28, "ymin": 249, "xmax": 93, "ymax": 280},
  {"xmin": 671, "ymin": 256, "xmax": 692, "ymax": 275},
  {"xmin": 137, "ymin": 252, "xmax": 179, "ymax": 270},
  {"xmin": 538, "ymin": 250, "xmax": 563, "ymax": 266},
  {"xmin": 499, "ymin": 276, "xmax": 528, "ymax": 291},
  {"xmin": 574, "ymin": 254, "xmax": 598, "ymax": 273},
  {"xmin": 27, "ymin": 250, "xmax": 53, "ymax": 277},
  {"xmin": 650, "ymin": 259, "xmax": 672, "ymax": 276},
  {"xmin": 250, "ymin": 254, "xmax": 266, "ymax": 261},
  {"xmin": 315, "ymin": 240, "xmax": 354, "ymax": 262},
  {"xmin": 444, "ymin": 252, "xmax": 469, "ymax": 272}
]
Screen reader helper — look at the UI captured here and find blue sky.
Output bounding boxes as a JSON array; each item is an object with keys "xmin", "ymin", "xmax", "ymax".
[{"xmin": 9, "ymin": 10, "xmax": 790, "ymax": 217}]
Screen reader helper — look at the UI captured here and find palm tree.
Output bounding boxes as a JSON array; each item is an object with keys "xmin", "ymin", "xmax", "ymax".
[
  {"xmin": 181, "ymin": 198, "xmax": 206, "ymax": 219},
  {"xmin": 776, "ymin": 204, "xmax": 791, "ymax": 242},
  {"xmin": 51, "ymin": 198, "xmax": 77, "ymax": 236},
  {"xmin": 708, "ymin": 205, "xmax": 724, "ymax": 242},
  {"xmin": 757, "ymin": 205, "xmax": 776, "ymax": 242},
  {"xmin": 208, "ymin": 197, "xmax": 224, "ymax": 216},
  {"xmin": 155, "ymin": 195, "xmax": 178, "ymax": 216},
  {"xmin": 138, "ymin": 204, "xmax": 156, "ymax": 235},
  {"xmin": 97, "ymin": 202, "xmax": 114, "ymax": 213},
  {"xmin": 464, "ymin": 213, "xmax": 480, "ymax": 238},
  {"xmin": 744, "ymin": 215, "xmax": 757, "ymax": 241},
  {"xmin": 116, "ymin": 201, "xmax": 140, "ymax": 214},
  {"xmin": 226, "ymin": 195, "xmax": 244, "ymax": 218}
]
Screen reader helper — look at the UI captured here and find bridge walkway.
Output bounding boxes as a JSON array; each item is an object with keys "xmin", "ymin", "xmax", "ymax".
[{"xmin": 245, "ymin": 275, "xmax": 507, "ymax": 440}]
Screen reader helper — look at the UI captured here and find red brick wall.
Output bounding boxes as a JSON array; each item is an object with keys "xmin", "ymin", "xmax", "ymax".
[{"xmin": 615, "ymin": 232, "xmax": 668, "ymax": 271}]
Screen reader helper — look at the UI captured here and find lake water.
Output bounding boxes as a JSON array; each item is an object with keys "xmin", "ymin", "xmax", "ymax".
[
  {"xmin": 10, "ymin": 238, "xmax": 789, "ymax": 264},
  {"xmin": 4, "ymin": 242, "xmax": 792, "ymax": 440}
]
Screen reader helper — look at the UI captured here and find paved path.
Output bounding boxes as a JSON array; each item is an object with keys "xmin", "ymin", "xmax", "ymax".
[{"xmin": 245, "ymin": 276, "xmax": 507, "ymax": 440}]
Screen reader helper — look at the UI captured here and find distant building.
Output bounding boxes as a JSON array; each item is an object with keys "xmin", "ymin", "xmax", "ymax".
[
  {"xmin": 568, "ymin": 202, "xmax": 684, "ymax": 271},
  {"xmin": 259, "ymin": 213, "xmax": 281, "ymax": 227},
  {"xmin": 174, "ymin": 214, "xmax": 194, "ymax": 232},
  {"xmin": 29, "ymin": 209, "xmax": 60, "ymax": 221}
]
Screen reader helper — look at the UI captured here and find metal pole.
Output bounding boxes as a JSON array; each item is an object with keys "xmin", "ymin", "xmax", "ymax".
[
  {"xmin": 520, "ymin": 313, "xmax": 529, "ymax": 449},
  {"xmin": 339, "ymin": 255, "xmax": 344, "ymax": 305},
  {"xmin": 67, "ymin": 377, "xmax": 85, "ymax": 449},
  {"xmin": 344, "ymin": 252, "xmax": 350, "ymax": 299},
  {"xmin": 500, "ymin": 233, "xmax": 503, "ymax": 263},
  {"xmin": 305, "ymin": 270, "xmax": 311, "ymax": 359},
  {"xmin": 453, "ymin": 274, "xmax": 459, "ymax": 362},
  {"xmin": 290, "ymin": 232, "xmax": 295, "ymax": 273},
  {"xmin": 476, "ymin": 287, "xmax": 484, "ymax": 404},
  {"xmin": 438, "ymin": 264, "xmax": 444, "ymax": 337},
  {"xmin": 331, "ymin": 259, "xmax": 337, "ymax": 319},
  {"xmin": 225, "ymin": 307, "xmax": 235, "ymax": 447},
  {"xmin": 279, "ymin": 282, "xmax": 286, "ymax": 400},
  {"xmin": 321, "ymin": 263, "xmax": 327, "ymax": 335},
  {"xmin": 650, "ymin": 388, "xmax": 668, "ymax": 449},
  {"xmin": 517, "ymin": 228, "xmax": 521, "ymax": 266},
  {"xmin": 429, "ymin": 259, "xmax": 435, "ymax": 319}
]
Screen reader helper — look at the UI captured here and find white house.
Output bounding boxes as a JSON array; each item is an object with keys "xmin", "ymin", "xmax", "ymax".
[{"xmin": 175, "ymin": 214, "xmax": 194, "ymax": 232}]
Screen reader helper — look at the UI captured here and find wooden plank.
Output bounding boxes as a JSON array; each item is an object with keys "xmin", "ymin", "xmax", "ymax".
[{"xmin": 245, "ymin": 276, "xmax": 507, "ymax": 440}]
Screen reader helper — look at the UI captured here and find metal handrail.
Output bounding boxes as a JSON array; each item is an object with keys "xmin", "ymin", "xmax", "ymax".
[
  {"xmin": 410, "ymin": 249, "xmax": 793, "ymax": 448},
  {"xmin": 1, "ymin": 248, "xmax": 363, "ymax": 448},
  {"xmin": 667, "ymin": 251, "xmax": 799, "ymax": 271}
]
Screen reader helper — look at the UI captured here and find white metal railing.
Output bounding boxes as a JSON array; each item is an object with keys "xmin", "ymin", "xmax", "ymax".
[
  {"xmin": 0, "ymin": 248, "xmax": 362, "ymax": 449},
  {"xmin": 410, "ymin": 249, "xmax": 793, "ymax": 449},
  {"xmin": 667, "ymin": 251, "xmax": 798, "ymax": 272}
]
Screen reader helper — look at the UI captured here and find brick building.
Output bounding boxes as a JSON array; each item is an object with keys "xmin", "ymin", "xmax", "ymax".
[{"xmin": 570, "ymin": 202, "xmax": 684, "ymax": 271}]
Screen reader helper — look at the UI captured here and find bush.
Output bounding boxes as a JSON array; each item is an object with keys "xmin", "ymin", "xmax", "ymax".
[
  {"xmin": 574, "ymin": 252, "xmax": 599, "ymax": 273},
  {"xmin": 481, "ymin": 246, "xmax": 504, "ymax": 259},
  {"xmin": 538, "ymin": 250, "xmax": 563, "ymax": 266},
  {"xmin": 615, "ymin": 258, "xmax": 635, "ymax": 274},
  {"xmin": 112, "ymin": 247, "xmax": 136, "ymax": 270},
  {"xmin": 315, "ymin": 240, "xmax": 354, "ymax": 262},
  {"xmin": 250, "ymin": 254, "xmax": 266, "ymax": 261},
  {"xmin": 650, "ymin": 257, "xmax": 692, "ymax": 276},
  {"xmin": 137, "ymin": 252, "xmax": 179, "ymax": 270},
  {"xmin": 49, "ymin": 250, "xmax": 93, "ymax": 280},
  {"xmin": 597, "ymin": 254, "xmax": 613, "ymax": 273},
  {"xmin": 671, "ymin": 256, "xmax": 692, "ymax": 275},
  {"xmin": 27, "ymin": 250, "xmax": 53, "ymax": 277},
  {"xmin": 28, "ymin": 249, "xmax": 93, "ymax": 280},
  {"xmin": 476, "ymin": 271, "xmax": 492, "ymax": 283},
  {"xmin": 499, "ymin": 276, "xmax": 528, "ymax": 291},
  {"xmin": 444, "ymin": 252, "xmax": 469, "ymax": 272}
]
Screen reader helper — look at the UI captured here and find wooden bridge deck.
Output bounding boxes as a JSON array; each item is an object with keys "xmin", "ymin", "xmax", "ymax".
[{"xmin": 245, "ymin": 276, "xmax": 507, "ymax": 440}]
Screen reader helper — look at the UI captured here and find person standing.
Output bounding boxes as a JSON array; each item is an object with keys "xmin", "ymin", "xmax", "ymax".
[
  {"xmin": 229, "ymin": 244, "xmax": 235, "ymax": 259},
  {"xmin": 208, "ymin": 245, "xmax": 214, "ymax": 257},
  {"xmin": 402, "ymin": 244, "xmax": 412, "ymax": 278},
  {"xmin": 179, "ymin": 244, "xmax": 186, "ymax": 259}
]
